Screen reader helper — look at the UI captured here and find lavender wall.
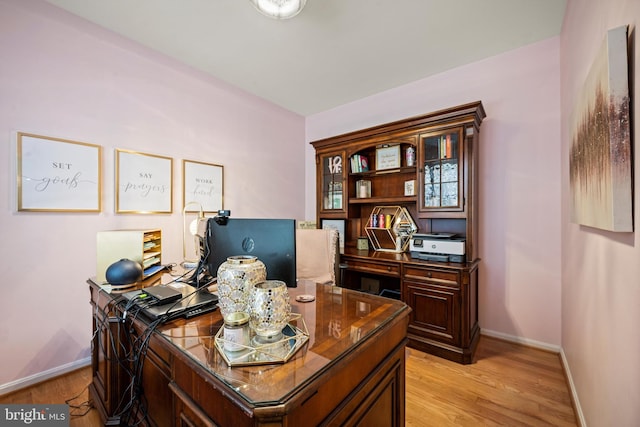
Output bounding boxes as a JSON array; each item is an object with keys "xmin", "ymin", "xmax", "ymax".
[
  {"xmin": 4, "ymin": 1, "xmax": 637, "ymax": 423},
  {"xmin": 0, "ymin": 0, "xmax": 304, "ymax": 389},
  {"xmin": 306, "ymin": 38, "xmax": 563, "ymax": 349},
  {"xmin": 561, "ymin": 0, "xmax": 640, "ymax": 425}
]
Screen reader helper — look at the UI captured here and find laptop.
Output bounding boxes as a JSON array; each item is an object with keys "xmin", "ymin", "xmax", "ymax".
[{"xmin": 122, "ymin": 282, "xmax": 218, "ymax": 320}]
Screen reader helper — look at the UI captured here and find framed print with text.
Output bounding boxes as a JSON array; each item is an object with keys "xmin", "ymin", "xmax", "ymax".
[
  {"xmin": 182, "ymin": 159, "xmax": 224, "ymax": 212},
  {"xmin": 17, "ymin": 132, "xmax": 102, "ymax": 212},
  {"xmin": 375, "ymin": 144, "xmax": 401, "ymax": 171},
  {"xmin": 116, "ymin": 149, "xmax": 173, "ymax": 213}
]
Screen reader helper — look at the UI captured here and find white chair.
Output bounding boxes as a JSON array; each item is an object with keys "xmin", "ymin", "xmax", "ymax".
[{"xmin": 296, "ymin": 228, "xmax": 340, "ymax": 285}]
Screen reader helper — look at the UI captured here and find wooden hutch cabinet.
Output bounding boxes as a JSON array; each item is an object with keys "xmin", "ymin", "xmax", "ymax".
[{"xmin": 311, "ymin": 101, "xmax": 485, "ymax": 364}]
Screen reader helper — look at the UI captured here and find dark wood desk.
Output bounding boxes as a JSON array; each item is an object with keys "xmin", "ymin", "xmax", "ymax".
[{"xmin": 88, "ymin": 274, "xmax": 410, "ymax": 426}]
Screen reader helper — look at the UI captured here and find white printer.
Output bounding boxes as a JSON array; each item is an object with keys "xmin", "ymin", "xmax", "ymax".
[{"xmin": 409, "ymin": 233, "xmax": 466, "ymax": 263}]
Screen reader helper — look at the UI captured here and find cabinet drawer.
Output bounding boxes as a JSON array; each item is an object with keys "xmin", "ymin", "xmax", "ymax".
[
  {"xmin": 341, "ymin": 257, "xmax": 400, "ymax": 277},
  {"xmin": 403, "ymin": 265, "xmax": 459, "ymax": 287}
]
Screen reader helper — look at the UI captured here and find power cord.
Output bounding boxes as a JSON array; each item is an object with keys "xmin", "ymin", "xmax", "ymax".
[{"xmin": 65, "ymin": 383, "xmax": 93, "ymax": 418}]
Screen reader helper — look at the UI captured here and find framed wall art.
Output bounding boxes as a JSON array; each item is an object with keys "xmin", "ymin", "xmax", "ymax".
[
  {"xmin": 116, "ymin": 149, "xmax": 173, "ymax": 214},
  {"xmin": 569, "ymin": 25, "xmax": 632, "ymax": 232},
  {"xmin": 182, "ymin": 159, "xmax": 224, "ymax": 212},
  {"xmin": 17, "ymin": 132, "xmax": 102, "ymax": 212},
  {"xmin": 321, "ymin": 218, "xmax": 345, "ymax": 254},
  {"xmin": 375, "ymin": 144, "xmax": 401, "ymax": 171}
]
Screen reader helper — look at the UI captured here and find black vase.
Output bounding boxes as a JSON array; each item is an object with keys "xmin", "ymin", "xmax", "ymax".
[{"xmin": 105, "ymin": 258, "xmax": 143, "ymax": 286}]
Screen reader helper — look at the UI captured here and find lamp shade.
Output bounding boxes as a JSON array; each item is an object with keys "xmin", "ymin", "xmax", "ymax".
[
  {"xmin": 250, "ymin": 0, "xmax": 306, "ymax": 19},
  {"xmin": 183, "ymin": 201, "xmax": 205, "ymax": 267}
]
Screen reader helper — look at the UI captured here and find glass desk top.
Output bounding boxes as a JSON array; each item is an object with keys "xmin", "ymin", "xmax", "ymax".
[{"xmin": 91, "ymin": 276, "xmax": 408, "ymax": 407}]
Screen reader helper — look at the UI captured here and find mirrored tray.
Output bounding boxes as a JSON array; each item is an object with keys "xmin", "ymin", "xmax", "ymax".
[{"xmin": 214, "ymin": 313, "xmax": 309, "ymax": 366}]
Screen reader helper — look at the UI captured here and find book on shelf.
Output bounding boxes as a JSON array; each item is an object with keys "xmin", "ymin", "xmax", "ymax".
[
  {"xmin": 350, "ymin": 154, "xmax": 369, "ymax": 173},
  {"xmin": 440, "ymin": 134, "xmax": 454, "ymax": 159}
]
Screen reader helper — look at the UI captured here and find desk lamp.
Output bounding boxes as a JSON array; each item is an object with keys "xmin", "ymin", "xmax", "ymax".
[{"xmin": 183, "ymin": 202, "xmax": 205, "ymax": 268}]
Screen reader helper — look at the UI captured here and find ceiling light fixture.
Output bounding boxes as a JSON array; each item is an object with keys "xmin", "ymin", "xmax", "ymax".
[{"xmin": 250, "ymin": 0, "xmax": 306, "ymax": 19}]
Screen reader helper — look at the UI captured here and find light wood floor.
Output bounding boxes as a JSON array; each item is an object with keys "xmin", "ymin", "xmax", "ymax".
[
  {"xmin": 1, "ymin": 335, "xmax": 578, "ymax": 426},
  {"xmin": 406, "ymin": 336, "xmax": 578, "ymax": 426}
]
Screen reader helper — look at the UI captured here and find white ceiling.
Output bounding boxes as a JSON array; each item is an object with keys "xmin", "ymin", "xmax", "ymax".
[{"xmin": 44, "ymin": 0, "xmax": 566, "ymax": 116}]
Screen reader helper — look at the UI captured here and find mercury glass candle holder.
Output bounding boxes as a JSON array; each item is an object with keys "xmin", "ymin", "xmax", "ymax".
[
  {"xmin": 248, "ymin": 280, "xmax": 291, "ymax": 342},
  {"xmin": 217, "ymin": 255, "xmax": 267, "ymax": 321}
]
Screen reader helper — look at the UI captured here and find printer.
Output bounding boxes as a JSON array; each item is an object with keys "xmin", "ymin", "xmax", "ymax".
[{"xmin": 409, "ymin": 233, "xmax": 466, "ymax": 263}]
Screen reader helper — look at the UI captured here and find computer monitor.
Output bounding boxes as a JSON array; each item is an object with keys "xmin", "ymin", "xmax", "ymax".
[{"xmin": 205, "ymin": 217, "xmax": 297, "ymax": 287}]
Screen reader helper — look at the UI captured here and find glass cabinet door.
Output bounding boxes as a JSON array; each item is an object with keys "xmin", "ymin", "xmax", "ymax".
[
  {"xmin": 320, "ymin": 152, "xmax": 345, "ymax": 212},
  {"xmin": 420, "ymin": 128, "xmax": 463, "ymax": 210}
]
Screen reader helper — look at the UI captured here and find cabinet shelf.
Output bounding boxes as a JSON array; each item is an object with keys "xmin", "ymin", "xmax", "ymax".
[
  {"xmin": 350, "ymin": 196, "xmax": 417, "ymax": 205},
  {"xmin": 349, "ymin": 166, "xmax": 416, "ymax": 177}
]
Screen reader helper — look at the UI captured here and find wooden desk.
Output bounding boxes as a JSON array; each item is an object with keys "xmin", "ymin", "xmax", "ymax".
[{"xmin": 88, "ymin": 274, "xmax": 410, "ymax": 426}]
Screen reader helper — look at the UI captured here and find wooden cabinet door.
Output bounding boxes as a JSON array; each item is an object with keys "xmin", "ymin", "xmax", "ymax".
[
  {"xmin": 170, "ymin": 382, "xmax": 218, "ymax": 427},
  {"xmin": 142, "ymin": 347, "xmax": 174, "ymax": 427},
  {"xmin": 319, "ymin": 345, "xmax": 405, "ymax": 427},
  {"xmin": 404, "ymin": 279, "xmax": 460, "ymax": 346},
  {"xmin": 318, "ymin": 151, "xmax": 347, "ymax": 216},
  {"xmin": 418, "ymin": 127, "xmax": 465, "ymax": 213}
]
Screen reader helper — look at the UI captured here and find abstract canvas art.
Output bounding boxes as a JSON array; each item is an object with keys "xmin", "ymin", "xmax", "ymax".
[{"xmin": 570, "ymin": 25, "xmax": 632, "ymax": 232}]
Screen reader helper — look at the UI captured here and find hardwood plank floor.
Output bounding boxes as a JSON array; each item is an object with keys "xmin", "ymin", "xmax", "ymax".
[
  {"xmin": 406, "ymin": 336, "xmax": 578, "ymax": 426},
  {"xmin": 1, "ymin": 335, "xmax": 577, "ymax": 426},
  {"xmin": 0, "ymin": 365, "xmax": 100, "ymax": 427}
]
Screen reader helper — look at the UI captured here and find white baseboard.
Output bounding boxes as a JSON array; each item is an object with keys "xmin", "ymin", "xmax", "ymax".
[
  {"xmin": 0, "ymin": 357, "xmax": 91, "ymax": 397},
  {"xmin": 480, "ymin": 329, "xmax": 585, "ymax": 426},
  {"xmin": 559, "ymin": 348, "xmax": 586, "ymax": 427},
  {"xmin": 480, "ymin": 328, "xmax": 561, "ymax": 352}
]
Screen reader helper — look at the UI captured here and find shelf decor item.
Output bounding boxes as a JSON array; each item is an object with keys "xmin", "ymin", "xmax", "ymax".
[
  {"xmin": 217, "ymin": 255, "xmax": 267, "ymax": 322},
  {"xmin": 405, "ymin": 146, "xmax": 416, "ymax": 167},
  {"xmin": 365, "ymin": 206, "xmax": 417, "ymax": 253},
  {"xmin": 404, "ymin": 179, "xmax": 416, "ymax": 196},
  {"xmin": 356, "ymin": 179, "xmax": 371, "ymax": 198},
  {"xmin": 357, "ymin": 237, "xmax": 370, "ymax": 250},
  {"xmin": 375, "ymin": 144, "xmax": 401, "ymax": 170}
]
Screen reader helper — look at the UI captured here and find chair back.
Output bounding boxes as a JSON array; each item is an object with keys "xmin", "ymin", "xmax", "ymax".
[{"xmin": 296, "ymin": 228, "xmax": 339, "ymax": 285}]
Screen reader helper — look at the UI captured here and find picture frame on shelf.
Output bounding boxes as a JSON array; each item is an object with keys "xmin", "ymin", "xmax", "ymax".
[
  {"xmin": 116, "ymin": 149, "xmax": 173, "ymax": 214},
  {"xmin": 17, "ymin": 132, "xmax": 102, "ymax": 212},
  {"xmin": 182, "ymin": 159, "xmax": 224, "ymax": 213},
  {"xmin": 404, "ymin": 179, "xmax": 416, "ymax": 196},
  {"xmin": 375, "ymin": 144, "xmax": 401, "ymax": 170},
  {"xmin": 321, "ymin": 219, "xmax": 345, "ymax": 254}
]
